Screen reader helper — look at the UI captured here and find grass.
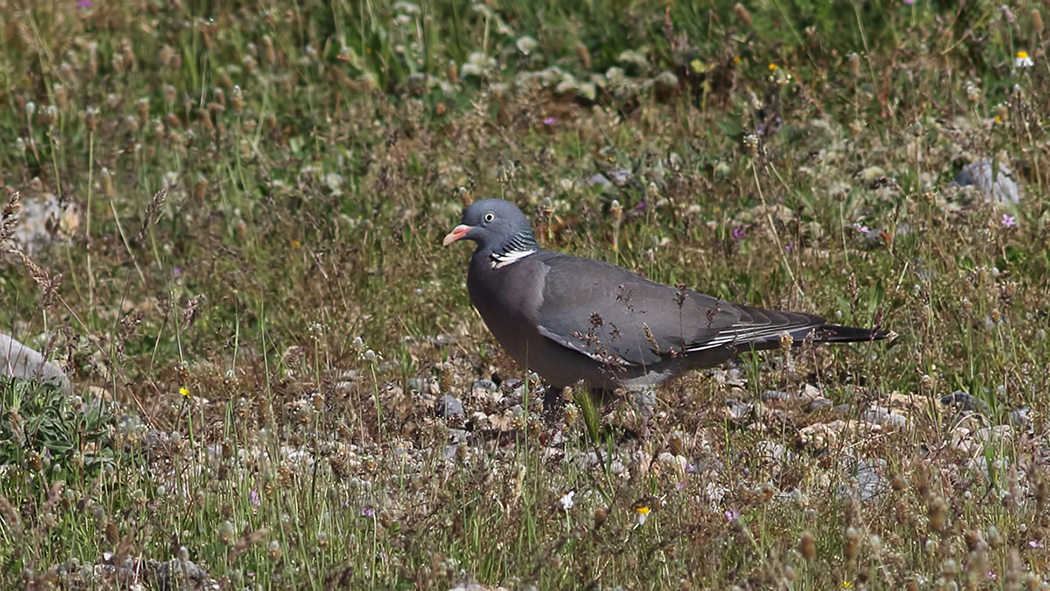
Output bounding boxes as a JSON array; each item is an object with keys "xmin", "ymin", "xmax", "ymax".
[{"xmin": 0, "ymin": 0, "xmax": 1049, "ymax": 588}]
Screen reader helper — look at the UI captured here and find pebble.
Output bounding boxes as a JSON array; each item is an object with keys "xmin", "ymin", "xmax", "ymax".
[
  {"xmin": 954, "ymin": 159, "xmax": 1022, "ymax": 204},
  {"xmin": 435, "ymin": 395, "xmax": 464, "ymax": 419},
  {"xmin": 941, "ymin": 391, "xmax": 990, "ymax": 415}
]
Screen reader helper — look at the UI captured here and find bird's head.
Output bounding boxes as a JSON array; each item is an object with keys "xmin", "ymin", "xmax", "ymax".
[{"xmin": 442, "ymin": 199, "xmax": 535, "ymax": 255}]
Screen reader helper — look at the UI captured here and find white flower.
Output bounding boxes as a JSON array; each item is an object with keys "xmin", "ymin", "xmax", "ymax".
[
  {"xmin": 558, "ymin": 490, "xmax": 575, "ymax": 511},
  {"xmin": 1015, "ymin": 51, "xmax": 1033, "ymax": 68}
]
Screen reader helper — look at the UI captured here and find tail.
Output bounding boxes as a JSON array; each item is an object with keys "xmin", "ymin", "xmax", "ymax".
[{"xmin": 798, "ymin": 324, "xmax": 891, "ymax": 344}]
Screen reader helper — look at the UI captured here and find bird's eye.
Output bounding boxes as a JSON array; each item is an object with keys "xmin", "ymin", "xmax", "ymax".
[{"xmin": 483, "ymin": 212, "xmax": 495, "ymax": 223}]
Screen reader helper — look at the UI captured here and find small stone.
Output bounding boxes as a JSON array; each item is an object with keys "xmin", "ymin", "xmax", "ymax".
[
  {"xmin": 805, "ymin": 398, "xmax": 834, "ymax": 413},
  {"xmin": 0, "ymin": 333, "xmax": 70, "ymax": 393},
  {"xmin": 1009, "ymin": 407, "xmax": 1032, "ymax": 428},
  {"xmin": 435, "ymin": 395, "xmax": 464, "ymax": 419},
  {"xmin": 839, "ymin": 457, "xmax": 889, "ymax": 502},
  {"xmin": 471, "ymin": 379, "xmax": 497, "ymax": 393},
  {"xmin": 941, "ymin": 391, "xmax": 990, "ymax": 415},
  {"xmin": 953, "ymin": 159, "xmax": 1022, "ymax": 204},
  {"xmin": 861, "ymin": 405, "xmax": 909, "ymax": 429},
  {"xmin": 724, "ymin": 398, "xmax": 752, "ymax": 423},
  {"xmin": 761, "ymin": 390, "xmax": 792, "ymax": 403}
]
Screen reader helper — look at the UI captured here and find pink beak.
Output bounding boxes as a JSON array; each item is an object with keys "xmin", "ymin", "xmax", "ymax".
[{"xmin": 442, "ymin": 224, "xmax": 473, "ymax": 246}]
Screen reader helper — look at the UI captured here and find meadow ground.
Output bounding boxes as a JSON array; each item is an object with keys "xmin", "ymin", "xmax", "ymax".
[{"xmin": 1, "ymin": 0, "xmax": 1049, "ymax": 589}]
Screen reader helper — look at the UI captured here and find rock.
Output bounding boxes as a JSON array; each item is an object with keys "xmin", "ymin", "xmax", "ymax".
[
  {"xmin": 839, "ymin": 457, "xmax": 889, "ymax": 502},
  {"xmin": 1009, "ymin": 407, "xmax": 1032, "ymax": 428},
  {"xmin": 861, "ymin": 405, "xmax": 909, "ymax": 430},
  {"xmin": 805, "ymin": 398, "xmax": 834, "ymax": 414},
  {"xmin": 435, "ymin": 395, "xmax": 464, "ymax": 419},
  {"xmin": 724, "ymin": 398, "xmax": 752, "ymax": 424},
  {"xmin": 150, "ymin": 558, "xmax": 216, "ymax": 591},
  {"xmin": 0, "ymin": 332, "xmax": 70, "ymax": 393},
  {"xmin": 954, "ymin": 159, "xmax": 1022, "ymax": 204},
  {"xmin": 941, "ymin": 391, "xmax": 990, "ymax": 415},
  {"xmin": 10, "ymin": 193, "xmax": 79, "ymax": 255}
]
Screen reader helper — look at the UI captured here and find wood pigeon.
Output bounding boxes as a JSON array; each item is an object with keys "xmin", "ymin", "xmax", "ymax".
[{"xmin": 444, "ymin": 199, "xmax": 889, "ymax": 391}]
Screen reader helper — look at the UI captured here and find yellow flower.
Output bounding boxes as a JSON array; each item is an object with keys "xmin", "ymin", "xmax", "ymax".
[
  {"xmin": 840, "ymin": 582, "xmax": 854, "ymax": 589},
  {"xmin": 632, "ymin": 499, "xmax": 654, "ymax": 525},
  {"xmin": 768, "ymin": 63, "xmax": 778, "ymax": 71},
  {"xmin": 732, "ymin": 56, "xmax": 741, "ymax": 64},
  {"xmin": 292, "ymin": 240, "xmax": 301, "ymax": 248},
  {"xmin": 179, "ymin": 386, "xmax": 190, "ymax": 398}
]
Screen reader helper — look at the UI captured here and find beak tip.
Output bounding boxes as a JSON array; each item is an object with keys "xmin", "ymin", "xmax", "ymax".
[{"xmin": 442, "ymin": 225, "xmax": 472, "ymax": 247}]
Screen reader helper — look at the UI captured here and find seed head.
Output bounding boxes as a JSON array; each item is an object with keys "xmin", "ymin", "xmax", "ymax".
[
  {"xmin": 929, "ymin": 496, "xmax": 948, "ymax": 533},
  {"xmin": 1033, "ymin": 9, "xmax": 1044, "ymax": 32},
  {"xmin": 53, "ymin": 85, "xmax": 68, "ymax": 110},
  {"xmin": 219, "ymin": 520, "xmax": 235, "ymax": 545},
  {"xmin": 844, "ymin": 526, "xmax": 861, "ymax": 560},
  {"xmin": 799, "ymin": 531, "xmax": 816, "ymax": 560},
  {"xmin": 848, "ymin": 52, "xmax": 861, "ymax": 77},
  {"xmin": 733, "ymin": 3, "xmax": 752, "ymax": 25}
]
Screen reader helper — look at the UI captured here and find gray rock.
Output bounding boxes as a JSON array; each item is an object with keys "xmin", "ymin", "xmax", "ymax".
[
  {"xmin": 435, "ymin": 395, "xmax": 464, "ymax": 419},
  {"xmin": 725, "ymin": 398, "xmax": 752, "ymax": 423},
  {"xmin": 1009, "ymin": 407, "xmax": 1032, "ymax": 428},
  {"xmin": 941, "ymin": 391, "xmax": 991, "ymax": 415},
  {"xmin": 471, "ymin": 379, "xmax": 498, "ymax": 393},
  {"xmin": 849, "ymin": 457, "xmax": 889, "ymax": 502},
  {"xmin": 11, "ymin": 193, "xmax": 78, "ymax": 255},
  {"xmin": 954, "ymin": 159, "xmax": 1022, "ymax": 204},
  {"xmin": 861, "ymin": 405, "xmax": 909, "ymax": 429},
  {"xmin": 805, "ymin": 398, "xmax": 834, "ymax": 413},
  {"xmin": 0, "ymin": 332, "xmax": 70, "ymax": 393},
  {"xmin": 150, "ymin": 558, "xmax": 213, "ymax": 591},
  {"xmin": 761, "ymin": 390, "xmax": 792, "ymax": 403}
]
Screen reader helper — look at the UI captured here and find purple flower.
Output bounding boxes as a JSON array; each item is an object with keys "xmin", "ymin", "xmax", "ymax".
[
  {"xmin": 1029, "ymin": 539, "xmax": 1043, "ymax": 548},
  {"xmin": 724, "ymin": 509, "xmax": 740, "ymax": 521},
  {"xmin": 732, "ymin": 226, "xmax": 746, "ymax": 240},
  {"xmin": 542, "ymin": 117, "xmax": 558, "ymax": 126},
  {"xmin": 903, "ymin": 0, "xmax": 914, "ymax": 4},
  {"xmin": 77, "ymin": 0, "xmax": 92, "ymax": 7},
  {"xmin": 362, "ymin": 508, "xmax": 375, "ymax": 517},
  {"xmin": 1001, "ymin": 214, "xmax": 1016, "ymax": 227},
  {"xmin": 250, "ymin": 490, "xmax": 260, "ymax": 506},
  {"xmin": 172, "ymin": 267, "xmax": 183, "ymax": 278}
]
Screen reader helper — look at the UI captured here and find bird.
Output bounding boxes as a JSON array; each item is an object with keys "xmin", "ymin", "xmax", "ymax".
[{"xmin": 443, "ymin": 198, "xmax": 889, "ymax": 392}]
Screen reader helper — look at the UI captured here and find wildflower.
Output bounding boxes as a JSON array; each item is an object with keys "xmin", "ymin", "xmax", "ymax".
[
  {"xmin": 731, "ymin": 226, "xmax": 746, "ymax": 240},
  {"xmin": 1001, "ymin": 214, "xmax": 1016, "ymax": 227},
  {"xmin": 542, "ymin": 117, "xmax": 558, "ymax": 126},
  {"xmin": 1029, "ymin": 539, "xmax": 1044, "ymax": 548},
  {"xmin": 292, "ymin": 239, "xmax": 301, "ymax": 248},
  {"xmin": 841, "ymin": 582, "xmax": 854, "ymax": 589},
  {"xmin": 77, "ymin": 0, "xmax": 92, "ymax": 7},
  {"xmin": 1015, "ymin": 51, "xmax": 1033, "ymax": 68},
  {"xmin": 634, "ymin": 504, "xmax": 650, "ymax": 525},
  {"xmin": 768, "ymin": 63, "xmax": 778, "ymax": 71},
  {"xmin": 724, "ymin": 508, "xmax": 740, "ymax": 521},
  {"xmin": 558, "ymin": 491, "xmax": 575, "ymax": 511},
  {"xmin": 179, "ymin": 386, "xmax": 190, "ymax": 398}
]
